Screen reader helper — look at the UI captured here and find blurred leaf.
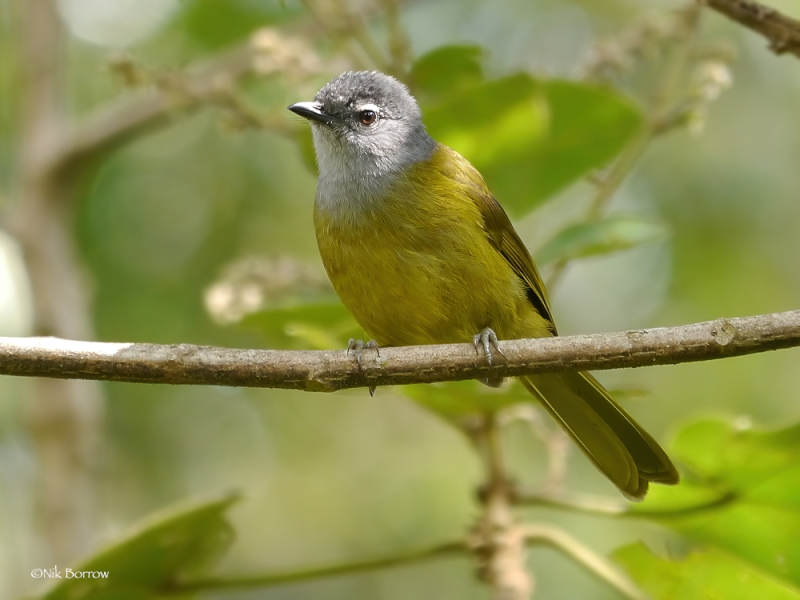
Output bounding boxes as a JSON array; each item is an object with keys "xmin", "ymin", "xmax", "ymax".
[
  {"xmin": 408, "ymin": 45, "xmax": 484, "ymax": 101},
  {"xmin": 630, "ymin": 419, "xmax": 800, "ymax": 588},
  {"xmin": 423, "ymin": 74, "xmax": 543, "ymax": 180},
  {"xmin": 402, "ymin": 379, "xmax": 533, "ymax": 424},
  {"xmin": 40, "ymin": 492, "xmax": 239, "ymax": 600},
  {"xmin": 243, "ymin": 299, "xmax": 361, "ymax": 350},
  {"xmin": 615, "ymin": 543, "xmax": 800, "ymax": 600},
  {"xmin": 422, "ymin": 75, "xmax": 645, "ymax": 216},
  {"xmin": 535, "ymin": 214, "xmax": 670, "ymax": 264},
  {"xmin": 533, "ymin": 81, "xmax": 643, "ymax": 207},
  {"xmin": 179, "ymin": 0, "xmax": 300, "ymax": 49}
]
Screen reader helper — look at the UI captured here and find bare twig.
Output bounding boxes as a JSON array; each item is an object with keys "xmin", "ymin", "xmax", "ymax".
[
  {"xmin": 700, "ymin": 0, "xmax": 800, "ymax": 58},
  {"xmin": 0, "ymin": 310, "xmax": 797, "ymax": 391}
]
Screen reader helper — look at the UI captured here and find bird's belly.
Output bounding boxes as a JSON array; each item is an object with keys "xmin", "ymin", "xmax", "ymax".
[
  {"xmin": 315, "ymin": 217, "xmax": 540, "ymax": 347},
  {"xmin": 326, "ymin": 242, "xmax": 460, "ymax": 345}
]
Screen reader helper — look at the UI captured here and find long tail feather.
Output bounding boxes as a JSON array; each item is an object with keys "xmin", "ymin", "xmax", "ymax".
[{"xmin": 521, "ymin": 371, "xmax": 679, "ymax": 499}]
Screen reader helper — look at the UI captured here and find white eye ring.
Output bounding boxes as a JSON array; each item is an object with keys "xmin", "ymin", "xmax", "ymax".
[{"xmin": 357, "ymin": 104, "xmax": 380, "ymax": 126}]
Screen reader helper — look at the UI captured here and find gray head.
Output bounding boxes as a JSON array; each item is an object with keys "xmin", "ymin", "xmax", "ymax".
[{"xmin": 288, "ymin": 71, "xmax": 437, "ymax": 191}]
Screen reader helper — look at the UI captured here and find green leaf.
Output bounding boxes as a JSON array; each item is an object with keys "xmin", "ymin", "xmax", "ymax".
[
  {"xmin": 408, "ymin": 45, "xmax": 484, "ymax": 101},
  {"xmin": 534, "ymin": 81, "xmax": 643, "ymax": 207},
  {"xmin": 40, "ymin": 492, "xmax": 240, "ymax": 600},
  {"xmin": 615, "ymin": 543, "xmax": 800, "ymax": 600},
  {"xmin": 422, "ymin": 76, "xmax": 644, "ymax": 216},
  {"xmin": 535, "ymin": 214, "xmax": 670, "ymax": 264},
  {"xmin": 631, "ymin": 419, "xmax": 800, "ymax": 588},
  {"xmin": 242, "ymin": 300, "xmax": 361, "ymax": 350}
]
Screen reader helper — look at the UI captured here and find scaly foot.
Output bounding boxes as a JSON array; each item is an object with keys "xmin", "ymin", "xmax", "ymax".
[{"xmin": 472, "ymin": 327, "xmax": 505, "ymax": 367}]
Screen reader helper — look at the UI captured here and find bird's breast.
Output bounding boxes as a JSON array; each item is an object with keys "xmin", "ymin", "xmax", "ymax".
[{"xmin": 313, "ymin": 166, "xmax": 531, "ymax": 346}]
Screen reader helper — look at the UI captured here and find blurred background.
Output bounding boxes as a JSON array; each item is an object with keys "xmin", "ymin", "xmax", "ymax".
[{"xmin": 1, "ymin": 0, "xmax": 799, "ymax": 598}]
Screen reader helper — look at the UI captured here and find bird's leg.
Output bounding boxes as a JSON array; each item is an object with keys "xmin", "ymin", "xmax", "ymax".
[
  {"xmin": 346, "ymin": 338, "xmax": 380, "ymax": 396},
  {"xmin": 473, "ymin": 327, "xmax": 505, "ymax": 367},
  {"xmin": 346, "ymin": 338, "xmax": 381, "ymax": 367}
]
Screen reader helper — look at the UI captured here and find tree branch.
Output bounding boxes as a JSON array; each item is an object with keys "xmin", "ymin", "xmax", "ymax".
[
  {"xmin": 700, "ymin": 0, "xmax": 800, "ymax": 58},
  {"xmin": 0, "ymin": 310, "xmax": 798, "ymax": 391}
]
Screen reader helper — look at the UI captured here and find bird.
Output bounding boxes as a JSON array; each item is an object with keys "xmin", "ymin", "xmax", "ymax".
[{"xmin": 288, "ymin": 70, "xmax": 678, "ymax": 499}]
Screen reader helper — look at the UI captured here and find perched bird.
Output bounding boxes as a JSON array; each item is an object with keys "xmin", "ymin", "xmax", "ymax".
[{"xmin": 289, "ymin": 71, "xmax": 678, "ymax": 498}]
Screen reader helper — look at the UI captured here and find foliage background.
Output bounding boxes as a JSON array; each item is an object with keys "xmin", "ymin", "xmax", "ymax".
[{"xmin": 1, "ymin": 0, "xmax": 799, "ymax": 598}]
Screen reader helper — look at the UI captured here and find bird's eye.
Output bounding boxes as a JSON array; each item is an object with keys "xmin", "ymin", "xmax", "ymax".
[{"xmin": 359, "ymin": 110, "xmax": 377, "ymax": 126}]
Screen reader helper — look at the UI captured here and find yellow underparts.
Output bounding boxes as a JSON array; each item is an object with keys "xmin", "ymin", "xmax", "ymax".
[{"xmin": 314, "ymin": 144, "xmax": 552, "ymax": 346}]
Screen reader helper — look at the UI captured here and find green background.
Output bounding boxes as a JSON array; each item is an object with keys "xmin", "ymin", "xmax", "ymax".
[{"xmin": 1, "ymin": 0, "xmax": 799, "ymax": 598}]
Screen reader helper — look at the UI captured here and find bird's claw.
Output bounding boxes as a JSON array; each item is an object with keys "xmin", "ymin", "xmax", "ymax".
[
  {"xmin": 347, "ymin": 338, "xmax": 380, "ymax": 368},
  {"xmin": 347, "ymin": 340, "xmax": 380, "ymax": 396},
  {"xmin": 473, "ymin": 328, "xmax": 505, "ymax": 367}
]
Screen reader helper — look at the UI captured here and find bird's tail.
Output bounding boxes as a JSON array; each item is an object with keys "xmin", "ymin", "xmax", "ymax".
[{"xmin": 521, "ymin": 371, "xmax": 679, "ymax": 499}]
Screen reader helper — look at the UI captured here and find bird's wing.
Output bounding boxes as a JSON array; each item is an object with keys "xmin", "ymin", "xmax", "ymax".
[
  {"xmin": 448, "ymin": 148, "xmax": 557, "ymax": 332},
  {"xmin": 476, "ymin": 190, "xmax": 556, "ymax": 331}
]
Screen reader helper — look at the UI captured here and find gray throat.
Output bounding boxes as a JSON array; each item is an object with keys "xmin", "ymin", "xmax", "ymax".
[{"xmin": 312, "ymin": 124, "xmax": 437, "ymax": 218}]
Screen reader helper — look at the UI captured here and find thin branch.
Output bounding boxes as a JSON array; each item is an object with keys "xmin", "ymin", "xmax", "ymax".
[
  {"xmin": 44, "ymin": 45, "xmax": 259, "ymax": 180},
  {"xmin": 701, "ymin": 0, "xmax": 800, "ymax": 58},
  {"xmin": 166, "ymin": 541, "xmax": 465, "ymax": 594},
  {"xmin": 0, "ymin": 310, "xmax": 798, "ymax": 391},
  {"xmin": 522, "ymin": 524, "xmax": 648, "ymax": 600}
]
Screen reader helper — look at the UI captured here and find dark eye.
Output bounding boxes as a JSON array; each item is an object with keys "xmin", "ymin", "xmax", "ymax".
[{"xmin": 359, "ymin": 110, "xmax": 377, "ymax": 126}]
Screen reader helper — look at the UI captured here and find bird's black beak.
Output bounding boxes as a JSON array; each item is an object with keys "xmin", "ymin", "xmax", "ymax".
[{"xmin": 288, "ymin": 102, "xmax": 338, "ymax": 126}]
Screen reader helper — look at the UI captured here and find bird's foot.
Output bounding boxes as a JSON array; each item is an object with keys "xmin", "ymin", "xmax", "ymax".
[
  {"xmin": 346, "ymin": 338, "xmax": 380, "ymax": 397},
  {"xmin": 473, "ymin": 327, "xmax": 505, "ymax": 367}
]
